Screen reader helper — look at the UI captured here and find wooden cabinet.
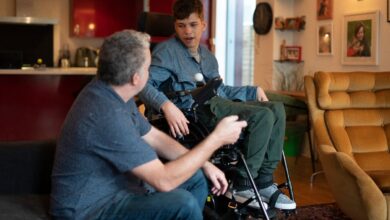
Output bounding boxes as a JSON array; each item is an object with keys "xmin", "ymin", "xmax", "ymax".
[
  {"xmin": 71, "ymin": 0, "xmax": 212, "ymax": 48},
  {"xmin": 0, "ymin": 71, "xmax": 95, "ymax": 141},
  {"xmin": 71, "ymin": 0, "xmax": 143, "ymax": 37}
]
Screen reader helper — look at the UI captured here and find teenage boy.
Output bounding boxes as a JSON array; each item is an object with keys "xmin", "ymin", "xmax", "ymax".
[{"xmin": 139, "ymin": 0, "xmax": 296, "ymax": 210}]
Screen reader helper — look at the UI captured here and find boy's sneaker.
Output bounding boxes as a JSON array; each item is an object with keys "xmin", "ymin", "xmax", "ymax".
[
  {"xmin": 225, "ymin": 188, "xmax": 269, "ymax": 210},
  {"xmin": 259, "ymin": 183, "xmax": 296, "ymax": 210}
]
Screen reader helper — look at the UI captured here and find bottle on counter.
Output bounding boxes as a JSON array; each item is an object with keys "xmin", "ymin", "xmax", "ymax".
[
  {"xmin": 83, "ymin": 57, "xmax": 89, "ymax": 67},
  {"xmin": 58, "ymin": 44, "xmax": 71, "ymax": 68}
]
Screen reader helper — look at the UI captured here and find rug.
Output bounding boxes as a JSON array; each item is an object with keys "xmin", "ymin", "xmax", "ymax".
[{"xmin": 276, "ymin": 203, "xmax": 351, "ymax": 220}]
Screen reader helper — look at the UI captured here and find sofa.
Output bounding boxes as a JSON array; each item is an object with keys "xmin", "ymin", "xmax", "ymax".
[
  {"xmin": 304, "ymin": 71, "xmax": 390, "ymax": 220},
  {"xmin": 0, "ymin": 140, "xmax": 55, "ymax": 219}
]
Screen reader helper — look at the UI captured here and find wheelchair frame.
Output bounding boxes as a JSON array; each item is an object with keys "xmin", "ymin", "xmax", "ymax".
[
  {"xmin": 149, "ymin": 110, "xmax": 296, "ymax": 220},
  {"xmin": 144, "ymin": 77, "xmax": 295, "ymax": 219}
]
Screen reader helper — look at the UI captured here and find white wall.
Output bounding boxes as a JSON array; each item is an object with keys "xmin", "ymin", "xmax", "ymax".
[
  {"xmin": 253, "ymin": 0, "xmax": 275, "ymax": 90},
  {"xmin": 297, "ymin": 0, "xmax": 389, "ymax": 76},
  {"xmin": 254, "ymin": 0, "xmax": 390, "ymax": 90}
]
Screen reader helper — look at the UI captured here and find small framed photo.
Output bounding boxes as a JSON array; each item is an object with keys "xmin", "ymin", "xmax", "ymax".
[
  {"xmin": 317, "ymin": 0, "xmax": 333, "ymax": 20},
  {"xmin": 317, "ymin": 23, "xmax": 333, "ymax": 55},
  {"xmin": 285, "ymin": 46, "xmax": 302, "ymax": 62},
  {"xmin": 342, "ymin": 10, "xmax": 379, "ymax": 65},
  {"xmin": 275, "ymin": 17, "xmax": 285, "ymax": 29},
  {"xmin": 285, "ymin": 18, "xmax": 299, "ymax": 30}
]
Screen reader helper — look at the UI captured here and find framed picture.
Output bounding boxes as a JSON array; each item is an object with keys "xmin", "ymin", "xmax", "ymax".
[
  {"xmin": 275, "ymin": 17, "xmax": 285, "ymax": 29},
  {"xmin": 317, "ymin": 23, "xmax": 333, "ymax": 55},
  {"xmin": 388, "ymin": 0, "xmax": 390, "ymax": 22},
  {"xmin": 284, "ymin": 17, "xmax": 305, "ymax": 31},
  {"xmin": 285, "ymin": 18, "xmax": 299, "ymax": 30},
  {"xmin": 342, "ymin": 11, "xmax": 379, "ymax": 65},
  {"xmin": 285, "ymin": 46, "xmax": 302, "ymax": 62},
  {"xmin": 317, "ymin": 0, "xmax": 332, "ymax": 20}
]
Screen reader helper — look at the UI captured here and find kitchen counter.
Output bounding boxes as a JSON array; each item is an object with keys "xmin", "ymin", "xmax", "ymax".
[
  {"xmin": 0, "ymin": 67, "xmax": 97, "ymax": 75},
  {"xmin": 0, "ymin": 70, "xmax": 95, "ymax": 141}
]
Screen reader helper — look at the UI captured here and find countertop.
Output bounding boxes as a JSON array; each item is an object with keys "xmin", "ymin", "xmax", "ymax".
[{"xmin": 0, "ymin": 67, "xmax": 97, "ymax": 75}]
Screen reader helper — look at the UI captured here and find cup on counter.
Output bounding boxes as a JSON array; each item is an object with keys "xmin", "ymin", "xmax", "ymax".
[{"xmin": 60, "ymin": 58, "xmax": 70, "ymax": 68}]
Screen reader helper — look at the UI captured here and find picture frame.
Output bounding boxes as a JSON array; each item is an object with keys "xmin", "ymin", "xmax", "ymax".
[
  {"xmin": 275, "ymin": 17, "xmax": 285, "ymax": 30},
  {"xmin": 388, "ymin": 0, "xmax": 390, "ymax": 22},
  {"xmin": 285, "ymin": 18, "xmax": 299, "ymax": 30},
  {"xmin": 317, "ymin": 23, "xmax": 333, "ymax": 55},
  {"xmin": 317, "ymin": 0, "xmax": 333, "ymax": 20},
  {"xmin": 284, "ymin": 17, "xmax": 305, "ymax": 31},
  {"xmin": 285, "ymin": 46, "xmax": 302, "ymax": 62},
  {"xmin": 342, "ymin": 11, "xmax": 379, "ymax": 65}
]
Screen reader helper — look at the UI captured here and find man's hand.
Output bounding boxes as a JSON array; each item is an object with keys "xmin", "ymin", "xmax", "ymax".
[
  {"xmin": 211, "ymin": 115, "xmax": 247, "ymax": 146},
  {"xmin": 257, "ymin": 87, "xmax": 269, "ymax": 102},
  {"xmin": 202, "ymin": 162, "xmax": 228, "ymax": 196},
  {"xmin": 161, "ymin": 101, "xmax": 189, "ymax": 138}
]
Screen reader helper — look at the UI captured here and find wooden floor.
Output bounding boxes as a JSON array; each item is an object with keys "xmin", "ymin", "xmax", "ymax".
[{"xmin": 273, "ymin": 156, "xmax": 335, "ymax": 207}]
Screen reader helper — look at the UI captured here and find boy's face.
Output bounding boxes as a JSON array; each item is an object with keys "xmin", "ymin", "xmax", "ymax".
[{"xmin": 174, "ymin": 12, "xmax": 206, "ymax": 52}]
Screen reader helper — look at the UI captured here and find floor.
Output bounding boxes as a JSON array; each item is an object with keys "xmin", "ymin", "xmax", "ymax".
[{"xmin": 273, "ymin": 155, "xmax": 335, "ymax": 207}]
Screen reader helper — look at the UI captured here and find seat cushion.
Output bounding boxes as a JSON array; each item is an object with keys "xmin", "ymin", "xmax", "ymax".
[
  {"xmin": 0, "ymin": 194, "xmax": 50, "ymax": 219},
  {"xmin": 0, "ymin": 140, "xmax": 55, "ymax": 194}
]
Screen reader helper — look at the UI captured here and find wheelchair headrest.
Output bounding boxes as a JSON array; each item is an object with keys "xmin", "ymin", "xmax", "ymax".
[
  {"xmin": 138, "ymin": 12, "xmax": 175, "ymax": 37},
  {"xmin": 191, "ymin": 77, "xmax": 222, "ymax": 107}
]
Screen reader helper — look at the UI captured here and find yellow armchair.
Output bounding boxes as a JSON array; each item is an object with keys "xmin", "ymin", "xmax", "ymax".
[{"xmin": 305, "ymin": 71, "xmax": 390, "ymax": 220}]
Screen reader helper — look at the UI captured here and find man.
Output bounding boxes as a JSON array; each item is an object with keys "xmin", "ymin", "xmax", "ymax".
[
  {"xmin": 139, "ymin": 0, "xmax": 296, "ymax": 210},
  {"xmin": 50, "ymin": 30, "xmax": 247, "ymax": 220}
]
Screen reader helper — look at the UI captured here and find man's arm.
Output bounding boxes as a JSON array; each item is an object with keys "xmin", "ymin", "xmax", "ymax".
[
  {"xmin": 131, "ymin": 116, "xmax": 247, "ymax": 193},
  {"xmin": 141, "ymin": 126, "xmax": 227, "ymax": 195}
]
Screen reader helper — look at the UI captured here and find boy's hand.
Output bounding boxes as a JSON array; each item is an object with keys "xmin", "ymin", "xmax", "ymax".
[
  {"xmin": 257, "ymin": 87, "xmax": 269, "ymax": 102},
  {"xmin": 161, "ymin": 101, "xmax": 189, "ymax": 138}
]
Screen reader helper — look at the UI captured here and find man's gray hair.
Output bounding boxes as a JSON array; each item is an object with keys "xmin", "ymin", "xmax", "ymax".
[{"xmin": 97, "ymin": 30, "xmax": 150, "ymax": 85}]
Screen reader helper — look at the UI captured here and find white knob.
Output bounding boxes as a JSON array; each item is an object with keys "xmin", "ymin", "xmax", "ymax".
[{"xmin": 194, "ymin": 73, "xmax": 204, "ymax": 82}]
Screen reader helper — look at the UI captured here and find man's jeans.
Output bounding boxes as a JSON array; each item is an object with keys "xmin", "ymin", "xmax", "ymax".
[{"xmin": 94, "ymin": 170, "xmax": 208, "ymax": 220}]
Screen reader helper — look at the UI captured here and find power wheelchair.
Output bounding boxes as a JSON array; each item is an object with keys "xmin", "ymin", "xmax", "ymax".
[{"xmin": 141, "ymin": 77, "xmax": 296, "ymax": 220}]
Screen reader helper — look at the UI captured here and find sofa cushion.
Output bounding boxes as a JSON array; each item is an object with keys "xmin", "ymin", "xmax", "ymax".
[
  {"xmin": 314, "ymin": 71, "xmax": 390, "ymax": 109},
  {"xmin": 0, "ymin": 140, "xmax": 56, "ymax": 194},
  {"xmin": 0, "ymin": 195, "xmax": 50, "ymax": 219}
]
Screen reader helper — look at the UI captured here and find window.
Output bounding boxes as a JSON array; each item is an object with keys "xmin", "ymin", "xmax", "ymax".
[{"xmin": 215, "ymin": 0, "xmax": 256, "ymax": 86}]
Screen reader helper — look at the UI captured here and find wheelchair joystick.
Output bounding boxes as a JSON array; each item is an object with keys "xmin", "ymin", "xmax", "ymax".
[{"xmin": 194, "ymin": 72, "xmax": 205, "ymax": 87}]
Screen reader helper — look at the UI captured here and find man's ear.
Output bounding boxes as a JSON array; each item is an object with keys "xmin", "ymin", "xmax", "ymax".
[{"xmin": 131, "ymin": 72, "xmax": 140, "ymax": 85}]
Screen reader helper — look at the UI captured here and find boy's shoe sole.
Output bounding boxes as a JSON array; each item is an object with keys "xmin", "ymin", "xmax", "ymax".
[{"xmin": 224, "ymin": 190, "xmax": 269, "ymax": 210}]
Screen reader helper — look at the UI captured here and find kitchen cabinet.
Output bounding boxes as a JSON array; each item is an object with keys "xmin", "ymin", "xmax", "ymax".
[
  {"xmin": 71, "ymin": 0, "xmax": 143, "ymax": 37},
  {"xmin": 71, "ymin": 0, "xmax": 212, "ymax": 47}
]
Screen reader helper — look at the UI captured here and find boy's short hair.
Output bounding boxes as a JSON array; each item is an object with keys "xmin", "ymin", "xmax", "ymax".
[{"xmin": 173, "ymin": 0, "xmax": 204, "ymax": 20}]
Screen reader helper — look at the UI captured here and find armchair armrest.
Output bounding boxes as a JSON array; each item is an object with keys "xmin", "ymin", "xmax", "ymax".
[{"xmin": 318, "ymin": 144, "xmax": 388, "ymax": 220}]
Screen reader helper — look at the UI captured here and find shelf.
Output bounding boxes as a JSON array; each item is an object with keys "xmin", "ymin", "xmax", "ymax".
[
  {"xmin": 274, "ymin": 60, "xmax": 304, "ymax": 63},
  {"xmin": 275, "ymin": 27, "xmax": 304, "ymax": 31}
]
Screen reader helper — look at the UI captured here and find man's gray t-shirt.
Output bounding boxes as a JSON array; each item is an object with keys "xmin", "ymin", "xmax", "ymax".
[{"xmin": 50, "ymin": 79, "xmax": 157, "ymax": 219}]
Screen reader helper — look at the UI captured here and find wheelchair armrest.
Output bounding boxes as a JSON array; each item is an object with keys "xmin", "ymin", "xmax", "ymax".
[{"xmin": 191, "ymin": 77, "xmax": 222, "ymax": 106}]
